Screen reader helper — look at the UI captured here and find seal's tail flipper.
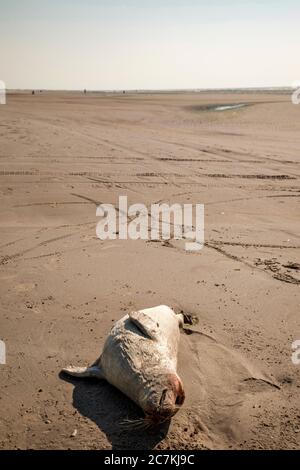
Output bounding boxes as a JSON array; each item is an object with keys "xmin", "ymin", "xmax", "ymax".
[{"xmin": 61, "ymin": 365, "xmax": 105, "ymax": 380}]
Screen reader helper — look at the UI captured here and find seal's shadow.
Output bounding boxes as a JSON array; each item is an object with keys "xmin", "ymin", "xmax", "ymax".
[{"xmin": 60, "ymin": 373, "xmax": 170, "ymax": 450}]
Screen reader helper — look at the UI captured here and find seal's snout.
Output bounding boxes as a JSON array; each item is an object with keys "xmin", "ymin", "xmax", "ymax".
[
  {"xmin": 146, "ymin": 373, "xmax": 185, "ymax": 425},
  {"xmin": 166, "ymin": 373, "xmax": 185, "ymax": 409},
  {"xmin": 174, "ymin": 375, "xmax": 185, "ymax": 407}
]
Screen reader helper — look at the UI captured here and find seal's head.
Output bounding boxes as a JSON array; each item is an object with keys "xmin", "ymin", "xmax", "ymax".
[{"xmin": 143, "ymin": 373, "xmax": 185, "ymax": 425}]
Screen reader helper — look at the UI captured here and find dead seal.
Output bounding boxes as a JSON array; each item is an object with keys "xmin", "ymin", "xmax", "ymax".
[{"xmin": 62, "ymin": 305, "xmax": 185, "ymax": 425}]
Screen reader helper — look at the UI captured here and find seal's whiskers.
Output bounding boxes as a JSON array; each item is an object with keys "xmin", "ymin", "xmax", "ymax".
[{"xmin": 119, "ymin": 418, "xmax": 147, "ymax": 429}]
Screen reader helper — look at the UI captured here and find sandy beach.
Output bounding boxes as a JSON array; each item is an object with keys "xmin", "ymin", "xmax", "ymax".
[{"xmin": 0, "ymin": 91, "xmax": 299, "ymax": 450}]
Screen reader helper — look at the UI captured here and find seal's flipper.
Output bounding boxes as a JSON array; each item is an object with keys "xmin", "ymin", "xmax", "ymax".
[
  {"xmin": 129, "ymin": 311, "xmax": 160, "ymax": 340},
  {"xmin": 176, "ymin": 313, "xmax": 184, "ymax": 328},
  {"xmin": 62, "ymin": 365, "xmax": 105, "ymax": 380}
]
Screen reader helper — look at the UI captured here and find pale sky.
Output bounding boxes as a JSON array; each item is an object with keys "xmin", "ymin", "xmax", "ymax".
[{"xmin": 0, "ymin": 0, "xmax": 299, "ymax": 90}]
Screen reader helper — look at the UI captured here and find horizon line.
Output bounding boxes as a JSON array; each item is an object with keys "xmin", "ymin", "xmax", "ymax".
[{"xmin": 6, "ymin": 86, "xmax": 294, "ymax": 93}]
